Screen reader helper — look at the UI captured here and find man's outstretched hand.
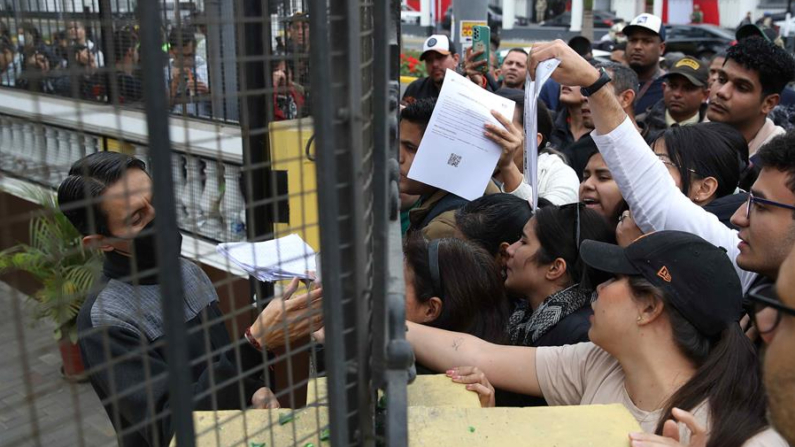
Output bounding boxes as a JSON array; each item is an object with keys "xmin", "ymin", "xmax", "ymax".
[{"xmin": 528, "ymin": 40, "xmax": 601, "ymax": 88}]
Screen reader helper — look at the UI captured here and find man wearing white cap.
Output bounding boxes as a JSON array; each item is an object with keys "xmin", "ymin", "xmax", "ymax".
[
  {"xmin": 623, "ymin": 13, "xmax": 666, "ymax": 115},
  {"xmin": 402, "ymin": 34, "xmax": 460, "ymax": 103}
]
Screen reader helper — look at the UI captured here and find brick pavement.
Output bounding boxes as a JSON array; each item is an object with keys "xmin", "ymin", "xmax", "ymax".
[{"xmin": 0, "ymin": 281, "xmax": 116, "ymax": 447}]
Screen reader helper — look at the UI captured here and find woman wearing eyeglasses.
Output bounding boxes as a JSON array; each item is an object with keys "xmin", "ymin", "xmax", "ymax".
[
  {"xmin": 617, "ymin": 123, "xmax": 750, "ymax": 246},
  {"xmin": 652, "ymin": 122, "xmax": 751, "ymax": 226},
  {"xmin": 407, "ymin": 231, "xmax": 787, "ymax": 446}
]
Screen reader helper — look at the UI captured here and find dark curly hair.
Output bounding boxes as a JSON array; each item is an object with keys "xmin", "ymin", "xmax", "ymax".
[
  {"xmin": 725, "ymin": 36, "xmax": 795, "ymax": 97},
  {"xmin": 756, "ymin": 130, "xmax": 795, "ymax": 197}
]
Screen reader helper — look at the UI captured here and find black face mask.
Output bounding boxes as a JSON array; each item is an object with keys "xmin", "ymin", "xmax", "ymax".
[{"xmin": 104, "ymin": 219, "xmax": 183, "ymax": 284}]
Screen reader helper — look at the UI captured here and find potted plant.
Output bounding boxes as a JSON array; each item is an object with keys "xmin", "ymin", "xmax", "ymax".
[{"xmin": 0, "ymin": 188, "xmax": 102, "ymax": 381}]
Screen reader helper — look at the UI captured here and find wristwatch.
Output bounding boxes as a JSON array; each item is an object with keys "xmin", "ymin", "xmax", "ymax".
[{"xmin": 581, "ymin": 67, "xmax": 612, "ymax": 97}]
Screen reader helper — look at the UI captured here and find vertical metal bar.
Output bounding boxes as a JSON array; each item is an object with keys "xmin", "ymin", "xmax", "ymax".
[
  {"xmin": 138, "ymin": 0, "xmax": 195, "ymax": 446},
  {"xmin": 308, "ymin": 0, "xmax": 351, "ymax": 444},
  {"xmin": 371, "ymin": 0, "xmax": 393, "ymax": 391},
  {"xmin": 98, "ymin": 0, "xmax": 119, "ymax": 106}
]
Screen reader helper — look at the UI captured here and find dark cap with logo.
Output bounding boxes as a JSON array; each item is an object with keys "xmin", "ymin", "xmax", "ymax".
[
  {"xmin": 580, "ymin": 230, "xmax": 743, "ymax": 337},
  {"xmin": 663, "ymin": 56, "xmax": 709, "ymax": 87}
]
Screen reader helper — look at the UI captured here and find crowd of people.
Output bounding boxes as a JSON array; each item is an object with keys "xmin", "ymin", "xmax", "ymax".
[
  {"xmin": 0, "ymin": 12, "xmax": 310, "ymax": 120},
  {"xmin": 38, "ymin": 8, "xmax": 795, "ymax": 447},
  {"xmin": 399, "ymin": 11, "xmax": 795, "ymax": 447}
]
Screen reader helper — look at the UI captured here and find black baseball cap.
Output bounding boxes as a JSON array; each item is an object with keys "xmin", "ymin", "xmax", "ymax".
[
  {"xmin": 663, "ymin": 56, "xmax": 709, "ymax": 87},
  {"xmin": 580, "ymin": 231, "xmax": 743, "ymax": 337},
  {"xmin": 736, "ymin": 24, "xmax": 777, "ymax": 43}
]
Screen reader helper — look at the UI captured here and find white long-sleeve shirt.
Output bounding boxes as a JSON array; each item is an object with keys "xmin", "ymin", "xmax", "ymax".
[
  {"xmin": 502, "ymin": 152, "xmax": 580, "ymax": 205},
  {"xmin": 591, "ymin": 117, "xmax": 757, "ymax": 293}
]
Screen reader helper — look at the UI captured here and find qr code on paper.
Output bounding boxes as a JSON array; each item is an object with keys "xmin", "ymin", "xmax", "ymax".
[{"xmin": 447, "ymin": 153, "xmax": 462, "ymax": 167}]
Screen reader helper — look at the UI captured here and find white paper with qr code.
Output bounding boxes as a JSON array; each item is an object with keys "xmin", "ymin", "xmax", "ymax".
[
  {"xmin": 524, "ymin": 58, "xmax": 561, "ymax": 210},
  {"xmin": 406, "ymin": 69, "xmax": 515, "ymax": 201},
  {"xmin": 216, "ymin": 234, "xmax": 316, "ymax": 282}
]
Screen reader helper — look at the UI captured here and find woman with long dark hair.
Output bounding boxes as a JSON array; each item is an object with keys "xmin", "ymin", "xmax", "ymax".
[
  {"xmin": 403, "ymin": 234, "xmax": 510, "ymax": 344},
  {"xmin": 406, "ymin": 231, "xmax": 786, "ymax": 446}
]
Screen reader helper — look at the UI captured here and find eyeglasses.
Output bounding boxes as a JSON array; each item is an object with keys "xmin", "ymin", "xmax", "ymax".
[
  {"xmin": 656, "ymin": 154, "xmax": 697, "ymax": 175},
  {"xmin": 744, "ymin": 191, "xmax": 795, "ymax": 221},
  {"xmin": 748, "ymin": 283, "xmax": 795, "ymax": 335}
]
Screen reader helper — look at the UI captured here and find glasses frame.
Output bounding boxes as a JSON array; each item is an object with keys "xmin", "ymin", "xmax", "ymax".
[
  {"xmin": 745, "ymin": 192, "xmax": 795, "ymax": 221},
  {"xmin": 656, "ymin": 154, "xmax": 697, "ymax": 175},
  {"xmin": 748, "ymin": 284, "xmax": 795, "ymax": 334}
]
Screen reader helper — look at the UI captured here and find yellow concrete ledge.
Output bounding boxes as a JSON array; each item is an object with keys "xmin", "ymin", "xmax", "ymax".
[{"xmin": 401, "ymin": 75, "xmax": 419, "ymax": 84}]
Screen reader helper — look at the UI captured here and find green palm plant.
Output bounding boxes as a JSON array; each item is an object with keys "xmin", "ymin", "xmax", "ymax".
[{"xmin": 0, "ymin": 188, "xmax": 102, "ymax": 343}]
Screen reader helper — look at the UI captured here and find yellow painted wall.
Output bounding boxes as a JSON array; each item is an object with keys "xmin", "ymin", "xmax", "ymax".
[{"xmin": 268, "ymin": 118, "xmax": 320, "ymax": 252}]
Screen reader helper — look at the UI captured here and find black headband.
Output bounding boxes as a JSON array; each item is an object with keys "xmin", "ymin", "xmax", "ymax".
[{"xmin": 428, "ymin": 239, "xmax": 443, "ymax": 298}]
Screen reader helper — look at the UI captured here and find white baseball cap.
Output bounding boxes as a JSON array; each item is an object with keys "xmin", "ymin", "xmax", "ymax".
[
  {"xmin": 623, "ymin": 13, "xmax": 666, "ymax": 41},
  {"xmin": 420, "ymin": 35, "xmax": 457, "ymax": 61}
]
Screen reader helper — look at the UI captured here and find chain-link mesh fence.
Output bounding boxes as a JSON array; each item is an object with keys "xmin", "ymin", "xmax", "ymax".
[{"xmin": 0, "ymin": 0, "xmax": 405, "ymax": 446}]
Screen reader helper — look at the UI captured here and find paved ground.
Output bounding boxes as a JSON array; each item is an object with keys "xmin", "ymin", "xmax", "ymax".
[{"xmin": 0, "ymin": 281, "xmax": 116, "ymax": 447}]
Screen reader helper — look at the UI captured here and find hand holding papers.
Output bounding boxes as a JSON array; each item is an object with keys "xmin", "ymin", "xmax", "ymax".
[
  {"xmin": 216, "ymin": 234, "xmax": 316, "ymax": 282},
  {"xmin": 407, "ymin": 69, "xmax": 516, "ymax": 201},
  {"xmin": 524, "ymin": 58, "xmax": 561, "ymax": 210}
]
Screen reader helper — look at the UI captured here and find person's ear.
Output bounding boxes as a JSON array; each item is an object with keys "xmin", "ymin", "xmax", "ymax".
[
  {"xmin": 496, "ymin": 242, "xmax": 511, "ymax": 267},
  {"xmin": 545, "ymin": 258, "xmax": 568, "ymax": 282},
  {"xmin": 618, "ymin": 89, "xmax": 636, "ymax": 111},
  {"xmin": 700, "ymin": 87, "xmax": 709, "ymax": 102},
  {"xmin": 637, "ymin": 297, "xmax": 664, "ymax": 326},
  {"xmin": 453, "ymin": 53, "xmax": 461, "ymax": 64},
  {"xmin": 761, "ymin": 93, "xmax": 780, "ymax": 115},
  {"xmin": 83, "ymin": 234, "xmax": 115, "ymax": 252},
  {"xmin": 424, "ymin": 297, "xmax": 443, "ymax": 323},
  {"xmin": 659, "ymin": 41, "xmax": 666, "ymax": 54},
  {"xmin": 536, "ymin": 132, "xmax": 543, "ymax": 147},
  {"xmin": 690, "ymin": 176, "xmax": 719, "ymax": 204}
]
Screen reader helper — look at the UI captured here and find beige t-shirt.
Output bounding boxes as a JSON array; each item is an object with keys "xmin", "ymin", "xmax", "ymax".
[{"xmin": 536, "ymin": 343, "xmax": 787, "ymax": 446}]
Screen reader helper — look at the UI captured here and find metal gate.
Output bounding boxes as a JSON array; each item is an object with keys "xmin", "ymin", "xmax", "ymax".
[{"xmin": 0, "ymin": 0, "xmax": 408, "ymax": 445}]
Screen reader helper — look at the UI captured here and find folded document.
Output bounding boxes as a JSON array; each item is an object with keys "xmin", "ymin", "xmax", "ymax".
[{"xmin": 216, "ymin": 234, "xmax": 316, "ymax": 281}]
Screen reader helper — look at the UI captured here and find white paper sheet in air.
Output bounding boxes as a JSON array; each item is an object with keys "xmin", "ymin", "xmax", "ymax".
[
  {"xmin": 407, "ymin": 69, "xmax": 516, "ymax": 201},
  {"xmin": 524, "ymin": 58, "xmax": 561, "ymax": 210},
  {"xmin": 216, "ymin": 234, "xmax": 316, "ymax": 282}
]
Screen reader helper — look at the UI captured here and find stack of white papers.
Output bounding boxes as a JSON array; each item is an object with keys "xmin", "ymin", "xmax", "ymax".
[{"xmin": 216, "ymin": 234, "xmax": 316, "ymax": 282}]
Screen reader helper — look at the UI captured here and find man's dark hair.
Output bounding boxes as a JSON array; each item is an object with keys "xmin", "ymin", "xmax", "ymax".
[
  {"xmin": 568, "ymin": 36, "xmax": 592, "ymax": 57},
  {"xmin": 599, "ymin": 61, "xmax": 639, "ymax": 96},
  {"xmin": 58, "ymin": 152, "xmax": 147, "ymax": 236},
  {"xmin": 756, "ymin": 130, "xmax": 795, "ymax": 196},
  {"xmin": 400, "ymin": 97, "xmax": 436, "ymax": 133},
  {"xmin": 113, "ymin": 29, "xmax": 137, "ymax": 63},
  {"xmin": 168, "ymin": 26, "xmax": 196, "ymax": 49},
  {"xmin": 455, "ymin": 193, "xmax": 533, "ymax": 256},
  {"xmin": 725, "ymin": 36, "xmax": 795, "ymax": 97},
  {"xmin": 506, "ymin": 47, "xmax": 527, "ymax": 59}
]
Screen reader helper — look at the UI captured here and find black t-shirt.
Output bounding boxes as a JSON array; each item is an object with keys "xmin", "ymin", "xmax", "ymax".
[{"xmin": 402, "ymin": 76, "xmax": 441, "ymax": 103}]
